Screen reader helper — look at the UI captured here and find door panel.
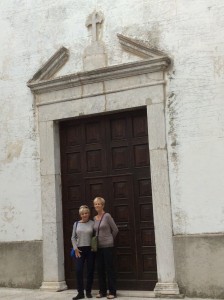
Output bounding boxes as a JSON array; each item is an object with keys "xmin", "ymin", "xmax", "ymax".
[
  {"xmin": 109, "ymin": 175, "xmax": 137, "ymax": 284},
  {"xmin": 60, "ymin": 108, "xmax": 157, "ymax": 290}
]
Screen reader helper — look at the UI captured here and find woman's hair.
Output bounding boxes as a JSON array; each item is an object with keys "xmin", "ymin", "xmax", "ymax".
[
  {"xmin": 79, "ymin": 205, "xmax": 90, "ymax": 215},
  {"xmin": 93, "ymin": 197, "xmax": 105, "ymax": 206}
]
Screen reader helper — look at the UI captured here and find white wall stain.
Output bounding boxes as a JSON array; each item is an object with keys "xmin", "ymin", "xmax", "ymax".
[
  {"xmin": 1, "ymin": 205, "xmax": 15, "ymax": 223},
  {"xmin": 213, "ymin": 56, "xmax": 224, "ymax": 78},
  {"xmin": 3, "ymin": 140, "xmax": 23, "ymax": 164}
]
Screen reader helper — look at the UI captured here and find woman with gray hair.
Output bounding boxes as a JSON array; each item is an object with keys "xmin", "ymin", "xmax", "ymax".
[
  {"xmin": 71, "ymin": 205, "xmax": 95, "ymax": 300},
  {"xmin": 93, "ymin": 197, "xmax": 119, "ymax": 299}
]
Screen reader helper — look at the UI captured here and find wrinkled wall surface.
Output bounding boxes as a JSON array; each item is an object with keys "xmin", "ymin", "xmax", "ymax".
[{"xmin": 0, "ymin": 0, "xmax": 224, "ymax": 295}]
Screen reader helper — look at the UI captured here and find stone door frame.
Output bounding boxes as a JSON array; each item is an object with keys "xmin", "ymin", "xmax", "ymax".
[{"xmin": 28, "ymin": 45, "xmax": 179, "ymax": 296}]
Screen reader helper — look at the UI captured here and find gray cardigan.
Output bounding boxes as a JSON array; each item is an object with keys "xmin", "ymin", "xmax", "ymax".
[{"xmin": 93, "ymin": 213, "xmax": 119, "ymax": 248}]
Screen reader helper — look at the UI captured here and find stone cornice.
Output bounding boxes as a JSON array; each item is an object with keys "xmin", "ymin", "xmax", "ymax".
[
  {"xmin": 28, "ymin": 57, "xmax": 170, "ymax": 94},
  {"xmin": 27, "ymin": 34, "xmax": 171, "ymax": 95}
]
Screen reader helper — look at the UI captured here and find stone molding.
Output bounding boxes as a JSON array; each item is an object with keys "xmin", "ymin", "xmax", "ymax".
[
  {"xmin": 36, "ymin": 80, "xmax": 166, "ymax": 107},
  {"xmin": 28, "ymin": 57, "xmax": 170, "ymax": 95},
  {"xmin": 117, "ymin": 33, "xmax": 167, "ymax": 59},
  {"xmin": 28, "ymin": 47, "xmax": 69, "ymax": 83}
]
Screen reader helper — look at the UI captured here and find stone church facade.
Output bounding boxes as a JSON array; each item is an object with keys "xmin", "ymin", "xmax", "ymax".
[{"xmin": 0, "ymin": 1, "xmax": 224, "ymax": 298}]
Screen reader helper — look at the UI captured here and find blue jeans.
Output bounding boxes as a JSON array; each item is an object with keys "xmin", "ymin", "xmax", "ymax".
[
  {"xmin": 96, "ymin": 247, "xmax": 117, "ymax": 295},
  {"xmin": 74, "ymin": 246, "xmax": 95, "ymax": 293}
]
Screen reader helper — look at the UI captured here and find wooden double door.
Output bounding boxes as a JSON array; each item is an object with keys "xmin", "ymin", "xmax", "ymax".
[{"xmin": 60, "ymin": 108, "xmax": 157, "ymax": 290}]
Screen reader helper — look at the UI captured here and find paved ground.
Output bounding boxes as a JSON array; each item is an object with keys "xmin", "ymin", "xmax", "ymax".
[{"xmin": 0, "ymin": 288, "xmax": 216, "ymax": 300}]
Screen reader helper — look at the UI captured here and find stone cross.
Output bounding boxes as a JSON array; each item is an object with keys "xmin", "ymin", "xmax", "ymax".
[{"xmin": 86, "ymin": 11, "xmax": 104, "ymax": 43}]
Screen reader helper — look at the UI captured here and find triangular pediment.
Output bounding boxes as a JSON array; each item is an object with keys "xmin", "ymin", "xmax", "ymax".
[
  {"xmin": 28, "ymin": 47, "xmax": 69, "ymax": 84},
  {"xmin": 27, "ymin": 34, "xmax": 171, "ymax": 94},
  {"xmin": 117, "ymin": 34, "xmax": 167, "ymax": 60}
]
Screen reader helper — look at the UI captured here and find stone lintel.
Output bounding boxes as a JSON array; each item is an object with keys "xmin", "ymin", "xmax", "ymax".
[{"xmin": 28, "ymin": 58, "xmax": 170, "ymax": 94}]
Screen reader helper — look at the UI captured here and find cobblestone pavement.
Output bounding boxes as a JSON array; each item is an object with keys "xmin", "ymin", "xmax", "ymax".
[{"xmin": 0, "ymin": 288, "xmax": 216, "ymax": 300}]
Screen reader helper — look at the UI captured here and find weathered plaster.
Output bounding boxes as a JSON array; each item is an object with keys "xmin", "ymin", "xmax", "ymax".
[
  {"xmin": 174, "ymin": 234, "xmax": 224, "ymax": 298},
  {"xmin": 3, "ymin": 140, "xmax": 23, "ymax": 164},
  {"xmin": 0, "ymin": 0, "xmax": 224, "ymax": 295},
  {"xmin": 1, "ymin": 0, "xmax": 224, "ymax": 241},
  {"xmin": 0, "ymin": 241, "xmax": 42, "ymax": 288}
]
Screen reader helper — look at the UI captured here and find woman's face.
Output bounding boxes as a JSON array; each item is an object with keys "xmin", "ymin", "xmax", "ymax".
[
  {"xmin": 94, "ymin": 200, "xmax": 104, "ymax": 213},
  {"xmin": 80, "ymin": 209, "xmax": 90, "ymax": 222}
]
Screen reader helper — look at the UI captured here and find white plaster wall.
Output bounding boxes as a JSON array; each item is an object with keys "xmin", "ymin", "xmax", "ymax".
[{"xmin": 0, "ymin": 0, "xmax": 224, "ymax": 240}]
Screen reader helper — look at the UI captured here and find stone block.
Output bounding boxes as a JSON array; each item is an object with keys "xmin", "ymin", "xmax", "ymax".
[
  {"xmin": 39, "ymin": 121, "xmax": 60, "ymax": 176},
  {"xmin": 105, "ymin": 86, "xmax": 150, "ymax": 111},
  {"xmin": 147, "ymin": 103, "xmax": 166, "ymax": 150},
  {"xmin": 41, "ymin": 174, "xmax": 62, "ymax": 223},
  {"xmin": 149, "ymin": 149, "xmax": 176, "ymax": 283},
  {"xmin": 38, "ymin": 95, "xmax": 106, "ymax": 122},
  {"xmin": 82, "ymin": 81, "xmax": 104, "ymax": 98},
  {"xmin": 42, "ymin": 221, "xmax": 65, "ymax": 282},
  {"xmin": 36, "ymin": 86, "xmax": 82, "ymax": 106}
]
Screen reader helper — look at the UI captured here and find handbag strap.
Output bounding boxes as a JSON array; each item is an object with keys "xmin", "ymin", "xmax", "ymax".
[
  {"xmin": 96, "ymin": 213, "xmax": 105, "ymax": 236},
  {"xmin": 74, "ymin": 221, "xmax": 78, "ymax": 240}
]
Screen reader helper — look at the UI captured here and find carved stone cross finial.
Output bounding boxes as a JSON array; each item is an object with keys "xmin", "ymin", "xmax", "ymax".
[
  {"xmin": 86, "ymin": 11, "xmax": 104, "ymax": 43},
  {"xmin": 83, "ymin": 11, "xmax": 107, "ymax": 71}
]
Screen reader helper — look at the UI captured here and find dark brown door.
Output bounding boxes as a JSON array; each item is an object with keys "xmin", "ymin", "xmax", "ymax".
[{"xmin": 60, "ymin": 108, "xmax": 157, "ymax": 290}]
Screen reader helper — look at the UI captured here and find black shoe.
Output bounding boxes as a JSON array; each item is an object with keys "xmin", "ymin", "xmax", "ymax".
[
  {"xmin": 86, "ymin": 292, "xmax": 92, "ymax": 298},
  {"xmin": 73, "ymin": 293, "xmax": 85, "ymax": 300}
]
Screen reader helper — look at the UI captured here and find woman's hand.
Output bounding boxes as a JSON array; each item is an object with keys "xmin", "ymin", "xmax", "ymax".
[{"xmin": 75, "ymin": 248, "xmax": 82, "ymax": 258}]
